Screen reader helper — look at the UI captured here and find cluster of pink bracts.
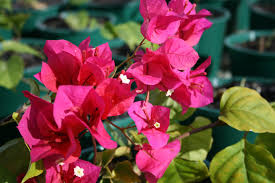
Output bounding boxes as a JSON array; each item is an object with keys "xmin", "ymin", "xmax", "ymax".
[{"xmin": 17, "ymin": 0, "xmax": 213, "ymax": 182}]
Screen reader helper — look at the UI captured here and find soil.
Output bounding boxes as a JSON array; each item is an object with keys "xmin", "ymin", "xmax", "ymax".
[
  {"xmin": 209, "ymin": 80, "xmax": 275, "ymax": 109},
  {"xmin": 253, "ymin": 2, "xmax": 275, "ymax": 14},
  {"xmin": 44, "ymin": 17, "xmax": 70, "ymax": 29},
  {"xmin": 13, "ymin": 0, "xmax": 61, "ymax": 10},
  {"xmin": 44, "ymin": 16, "xmax": 108, "ymax": 30},
  {"xmin": 240, "ymin": 35, "xmax": 275, "ymax": 52},
  {"xmin": 1, "ymin": 48, "xmax": 43, "ymax": 68}
]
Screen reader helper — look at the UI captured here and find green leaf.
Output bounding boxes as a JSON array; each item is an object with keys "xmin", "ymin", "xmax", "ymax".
[
  {"xmin": 100, "ymin": 22, "xmax": 117, "ymax": 40},
  {"xmin": 69, "ymin": 0, "xmax": 89, "ymax": 5},
  {"xmin": 179, "ymin": 117, "xmax": 213, "ymax": 161},
  {"xmin": 64, "ymin": 11, "xmax": 90, "ymax": 31},
  {"xmin": 150, "ymin": 90, "xmax": 196, "ymax": 122},
  {"xmin": 0, "ymin": 0, "xmax": 12, "ymax": 10},
  {"xmin": 22, "ymin": 78, "xmax": 40, "ymax": 97},
  {"xmin": 114, "ymin": 22, "xmax": 144, "ymax": 51},
  {"xmin": 270, "ymin": 102, "xmax": 275, "ymax": 110},
  {"xmin": 114, "ymin": 146, "xmax": 131, "ymax": 158},
  {"xmin": 209, "ymin": 139, "xmax": 275, "ymax": 183},
  {"xmin": 219, "ymin": 87, "xmax": 275, "ymax": 133},
  {"xmin": 1, "ymin": 40, "xmax": 43, "ymax": 58},
  {"xmin": 102, "ymin": 149, "xmax": 116, "ymax": 168},
  {"xmin": 0, "ymin": 55, "xmax": 24, "ymax": 89},
  {"xmin": 158, "ymin": 158, "xmax": 209, "ymax": 183},
  {"xmin": 0, "ymin": 138, "xmax": 30, "ymax": 182},
  {"xmin": 167, "ymin": 117, "xmax": 213, "ymax": 161},
  {"xmin": 255, "ymin": 133, "xmax": 275, "ymax": 158},
  {"xmin": 113, "ymin": 160, "xmax": 140, "ymax": 183},
  {"xmin": 21, "ymin": 160, "xmax": 44, "ymax": 183}
]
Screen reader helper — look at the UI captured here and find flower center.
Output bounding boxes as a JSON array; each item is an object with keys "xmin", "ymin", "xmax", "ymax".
[
  {"xmin": 119, "ymin": 74, "xmax": 130, "ymax": 84},
  {"xmin": 166, "ymin": 89, "xmax": 174, "ymax": 97},
  {"xmin": 74, "ymin": 166, "xmax": 84, "ymax": 178},
  {"xmin": 154, "ymin": 122, "xmax": 160, "ymax": 129}
]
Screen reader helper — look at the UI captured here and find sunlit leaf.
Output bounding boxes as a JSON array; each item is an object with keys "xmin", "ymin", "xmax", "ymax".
[
  {"xmin": 158, "ymin": 158, "xmax": 209, "ymax": 183},
  {"xmin": 210, "ymin": 139, "xmax": 275, "ymax": 183},
  {"xmin": 219, "ymin": 87, "xmax": 275, "ymax": 133},
  {"xmin": 0, "ymin": 55, "xmax": 24, "ymax": 89}
]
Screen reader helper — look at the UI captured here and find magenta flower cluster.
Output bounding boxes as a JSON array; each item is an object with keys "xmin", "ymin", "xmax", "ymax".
[{"xmin": 17, "ymin": 0, "xmax": 213, "ymax": 182}]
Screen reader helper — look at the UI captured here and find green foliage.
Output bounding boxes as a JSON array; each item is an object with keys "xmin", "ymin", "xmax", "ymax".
[
  {"xmin": 7, "ymin": 13, "xmax": 29, "ymax": 37},
  {"xmin": 112, "ymin": 161, "xmax": 140, "ymax": 183},
  {"xmin": 0, "ymin": 0, "xmax": 12, "ymax": 10},
  {"xmin": 0, "ymin": 138, "xmax": 30, "ymax": 182},
  {"xmin": 64, "ymin": 11, "xmax": 100, "ymax": 31},
  {"xmin": 158, "ymin": 158, "xmax": 209, "ymax": 183},
  {"xmin": 219, "ymin": 87, "xmax": 275, "ymax": 133},
  {"xmin": 101, "ymin": 21, "xmax": 150, "ymax": 51},
  {"xmin": 1, "ymin": 40, "xmax": 44, "ymax": 59},
  {"xmin": 0, "ymin": 55, "xmax": 24, "ymax": 89},
  {"xmin": 150, "ymin": 89, "xmax": 196, "ymax": 123},
  {"xmin": 22, "ymin": 78, "xmax": 40, "ymax": 97},
  {"xmin": 255, "ymin": 133, "xmax": 275, "ymax": 158},
  {"xmin": 210, "ymin": 139, "xmax": 275, "ymax": 183},
  {"xmin": 69, "ymin": 0, "xmax": 89, "ymax": 6},
  {"xmin": 168, "ymin": 117, "xmax": 213, "ymax": 161},
  {"xmin": 21, "ymin": 160, "xmax": 44, "ymax": 183}
]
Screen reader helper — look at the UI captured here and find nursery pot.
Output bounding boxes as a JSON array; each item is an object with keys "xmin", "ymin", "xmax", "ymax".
[
  {"xmin": 197, "ymin": 6, "xmax": 231, "ymax": 78},
  {"xmin": 13, "ymin": 0, "xmax": 67, "ymax": 36},
  {"xmin": 0, "ymin": 28, "xmax": 12, "ymax": 40},
  {"xmin": 68, "ymin": 0, "xmax": 137, "ymax": 24},
  {"xmin": 36, "ymin": 10, "xmax": 117, "ymax": 46},
  {"xmin": 225, "ymin": 30, "xmax": 275, "ymax": 78},
  {"xmin": 250, "ymin": 0, "xmax": 275, "ymax": 29}
]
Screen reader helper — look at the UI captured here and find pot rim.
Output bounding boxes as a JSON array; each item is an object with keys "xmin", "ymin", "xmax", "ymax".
[
  {"xmin": 249, "ymin": 0, "xmax": 275, "ymax": 19},
  {"xmin": 36, "ymin": 10, "xmax": 117, "ymax": 35},
  {"xmin": 224, "ymin": 30, "xmax": 275, "ymax": 57}
]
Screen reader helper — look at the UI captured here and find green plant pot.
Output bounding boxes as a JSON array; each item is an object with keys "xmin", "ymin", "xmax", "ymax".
[
  {"xmin": 197, "ymin": 6, "xmax": 231, "ymax": 78},
  {"xmin": 0, "ymin": 28, "xmax": 12, "ymax": 40},
  {"xmin": 122, "ymin": 0, "xmax": 143, "ymax": 23},
  {"xmin": 225, "ymin": 30, "xmax": 275, "ymax": 78},
  {"xmin": 14, "ymin": 0, "xmax": 67, "ymax": 36},
  {"xmin": 68, "ymin": 0, "xmax": 137, "ymax": 24},
  {"xmin": 36, "ymin": 10, "xmax": 117, "ymax": 46},
  {"xmin": 250, "ymin": 0, "xmax": 275, "ymax": 29},
  {"xmin": 0, "ymin": 38, "xmax": 45, "ymax": 119}
]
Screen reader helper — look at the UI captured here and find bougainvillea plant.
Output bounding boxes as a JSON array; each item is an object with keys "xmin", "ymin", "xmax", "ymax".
[{"xmin": 1, "ymin": 0, "xmax": 275, "ymax": 183}]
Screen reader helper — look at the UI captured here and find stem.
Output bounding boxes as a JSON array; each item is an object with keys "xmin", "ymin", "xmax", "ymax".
[
  {"xmin": 92, "ymin": 136, "xmax": 97, "ymax": 164},
  {"xmin": 105, "ymin": 119, "xmax": 136, "ymax": 146},
  {"xmin": 178, "ymin": 120, "xmax": 225, "ymax": 140},
  {"xmin": 243, "ymin": 131, "xmax": 249, "ymax": 140},
  {"xmin": 145, "ymin": 89, "xmax": 150, "ymax": 104},
  {"xmin": 116, "ymin": 38, "xmax": 146, "ymax": 71}
]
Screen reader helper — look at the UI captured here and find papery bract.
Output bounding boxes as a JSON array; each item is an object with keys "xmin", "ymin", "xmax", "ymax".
[
  {"xmin": 127, "ymin": 48, "xmax": 181, "ymax": 94},
  {"xmin": 140, "ymin": 0, "xmax": 212, "ymax": 45},
  {"xmin": 17, "ymin": 91, "xmax": 81, "ymax": 168},
  {"xmin": 45, "ymin": 159, "xmax": 101, "ymax": 183},
  {"xmin": 171, "ymin": 57, "xmax": 213, "ymax": 113},
  {"xmin": 35, "ymin": 37, "xmax": 115, "ymax": 92},
  {"xmin": 53, "ymin": 85, "xmax": 117, "ymax": 149},
  {"xmin": 95, "ymin": 78, "xmax": 137, "ymax": 119},
  {"xmin": 136, "ymin": 140, "xmax": 181, "ymax": 183},
  {"xmin": 157, "ymin": 38, "xmax": 199, "ymax": 70},
  {"xmin": 128, "ymin": 101, "xmax": 170, "ymax": 149}
]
